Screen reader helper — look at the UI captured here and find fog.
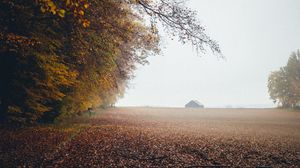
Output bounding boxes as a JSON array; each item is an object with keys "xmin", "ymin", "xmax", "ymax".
[{"xmin": 117, "ymin": 0, "xmax": 300, "ymax": 108}]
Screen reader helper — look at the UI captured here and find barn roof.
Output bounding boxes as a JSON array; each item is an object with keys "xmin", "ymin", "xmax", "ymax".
[
  {"xmin": 190, "ymin": 100, "xmax": 203, "ymax": 105},
  {"xmin": 185, "ymin": 100, "xmax": 204, "ymax": 107}
]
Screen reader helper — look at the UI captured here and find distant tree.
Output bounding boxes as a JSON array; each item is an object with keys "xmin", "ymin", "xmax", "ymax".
[
  {"xmin": 286, "ymin": 50, "xmax": 300, "ymax": 102},
  {"xmin": 268, "ymin": 50, "xmax": 300, "ymax": 108}
]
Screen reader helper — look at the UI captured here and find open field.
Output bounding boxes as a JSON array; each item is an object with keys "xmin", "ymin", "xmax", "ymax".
[{"xmin": 1, "ymin": 108, "xmax": 300, "ymax": 167}]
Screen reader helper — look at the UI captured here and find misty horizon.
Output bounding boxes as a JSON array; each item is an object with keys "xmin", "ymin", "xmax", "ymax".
[{"xmin": 117, "ymin": 0, "xmax": 300, "ymax": 108}]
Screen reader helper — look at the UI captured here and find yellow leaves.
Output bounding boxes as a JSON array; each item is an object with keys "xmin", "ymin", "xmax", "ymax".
[
  {"xmin": 79, "ymin": 10, "xmax": 84, "ymax": 16},
  {"xmin": 38, "ymin": 0, "xmax": 57, "ymax": 15},
  {"xmin": 2, "ymin": 0, "xmax": 160, "ymax": 125},
  {"xmin": 58, "ymin": 9, "xmax": 66, "ymax": 18},
  {"xmin": 37, "ymin": 0, "xmax": 90, "ymax": 28},
  {"xmin": 84, "ymin": 3, "xmax": 89, "ymax": 9}
]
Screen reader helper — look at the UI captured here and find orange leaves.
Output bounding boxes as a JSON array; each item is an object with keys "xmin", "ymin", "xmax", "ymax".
[{"xmin": 82, "ymin": 20, "xmax": 90, "ymax": 28}]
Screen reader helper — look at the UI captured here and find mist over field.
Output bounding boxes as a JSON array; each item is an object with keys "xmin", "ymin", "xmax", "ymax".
[
  {"xmin": 1, "ymin": 0, "xmax": 300, "ymax": 167},
  {"xmin": 117, "ymin": 0, "xmax": 300, "ymax": 108}
]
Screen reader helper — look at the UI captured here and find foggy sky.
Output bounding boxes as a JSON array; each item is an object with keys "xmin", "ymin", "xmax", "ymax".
[{"xmin": 117, "ymin": 0, "xmax": 300, "ymax": 108}]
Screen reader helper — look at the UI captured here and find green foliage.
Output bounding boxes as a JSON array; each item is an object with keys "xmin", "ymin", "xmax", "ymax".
[{"xmin": 268, "ymin": 50, "xmax": 300, "ymax": 108}]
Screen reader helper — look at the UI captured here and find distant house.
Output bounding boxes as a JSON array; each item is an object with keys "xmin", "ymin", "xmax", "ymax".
[{"xmin": 185, "ymin": 100, "xmax": 204, "ymax": 108}]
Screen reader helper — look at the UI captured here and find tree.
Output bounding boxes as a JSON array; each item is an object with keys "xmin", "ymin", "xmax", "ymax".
[
  {"xmin": 0, "ymin": 0, "xmax": 78, "ymax": 124},
  {"xmin": 286, "ymin": 50, "xmax": 300, "ymax": 102},
  {"xmin": 268, "ymin": 50, "xmax": 300, "ymax": 108},
  {"xmin": 0, "ymin": 0, "xmax": 221, "ymax": 125}
]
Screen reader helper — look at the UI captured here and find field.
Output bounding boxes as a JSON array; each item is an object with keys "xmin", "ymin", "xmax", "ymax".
[{"xmin": 1, "ymin": 107, "xmax": 300, "ymax": 167}]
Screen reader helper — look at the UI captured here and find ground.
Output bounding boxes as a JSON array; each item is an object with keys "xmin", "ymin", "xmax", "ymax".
[{"xmin": 0, "ymin": 107, "xmax": 300, "ymax": 167}]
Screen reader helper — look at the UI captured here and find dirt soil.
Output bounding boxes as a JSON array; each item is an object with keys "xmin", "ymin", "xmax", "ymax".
[{"xmin": 1, "ymin": 107, "xmax": 300, "ymax": 167}]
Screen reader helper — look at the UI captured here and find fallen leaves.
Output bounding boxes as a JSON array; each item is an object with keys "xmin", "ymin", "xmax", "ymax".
[{"xmin": 0, "ymin": 108, "xmax": 300, "ymax": 167}]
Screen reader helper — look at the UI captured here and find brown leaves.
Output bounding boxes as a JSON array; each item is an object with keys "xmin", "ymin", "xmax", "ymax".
[
  {"xmin": 0, "ymin": 127, "xmax": 71, "ymax": 167},
  {"xmin": 1, "ymin": 108, "xmax": 299, "ymax": 167}
]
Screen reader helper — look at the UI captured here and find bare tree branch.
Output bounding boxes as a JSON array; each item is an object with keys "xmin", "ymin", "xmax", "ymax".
[{"xmin": 133, "ymin": 0, "xmax": 222, "ymax": 55}]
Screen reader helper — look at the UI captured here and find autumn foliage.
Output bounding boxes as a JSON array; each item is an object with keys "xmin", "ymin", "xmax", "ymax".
[{"xmin": 0, "ymin": 0, "xmax": 220, "ymax": 125}]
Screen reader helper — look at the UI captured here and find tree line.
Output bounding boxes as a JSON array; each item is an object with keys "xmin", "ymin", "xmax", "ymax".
[
  {"xmin": 0, "ymin": 0, "xmax": 220, "ymax": 125},
  {"xmin": 268, "ymin": 50, "xmax": 300, "ymax": 108}
]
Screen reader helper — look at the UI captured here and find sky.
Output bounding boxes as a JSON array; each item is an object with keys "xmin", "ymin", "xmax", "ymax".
[{"xmin": 117, "ymin": 0, "xmax": 300, "ymax": 108}]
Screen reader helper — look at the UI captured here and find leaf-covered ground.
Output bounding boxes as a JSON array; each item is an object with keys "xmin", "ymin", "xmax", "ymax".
[{"xmin": 1, "ymin": 108, "xmax": 300, "ymax": 167}]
